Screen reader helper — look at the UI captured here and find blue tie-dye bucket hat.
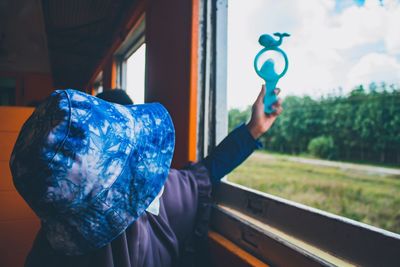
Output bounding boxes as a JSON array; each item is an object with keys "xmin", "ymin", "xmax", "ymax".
[{"xmin": 9, "ymin": 89, "xmax": 175, "ymax": 255}]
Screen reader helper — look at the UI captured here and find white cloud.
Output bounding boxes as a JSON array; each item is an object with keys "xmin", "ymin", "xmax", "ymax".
[
  {"xmin": 347, "ymin": 53, "xmax": 400, "ymax": 87},
  {"xmin": 384, "ymin": 3, "xmax": 400, "ymax": 55},
  {"xmin": 227, "ymin": 0, "xmax": 400, "ymax": 109}
]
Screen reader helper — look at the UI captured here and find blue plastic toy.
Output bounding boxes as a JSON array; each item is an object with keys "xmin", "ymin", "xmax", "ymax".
[{"xmin": 254, "ymin": 32, "xmax": 290, "ymax": 114}]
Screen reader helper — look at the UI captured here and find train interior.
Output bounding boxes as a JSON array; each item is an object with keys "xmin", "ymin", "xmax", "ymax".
[{"xmin": 0, "ymin": 0, "xmax": 399, "ymax": 266}]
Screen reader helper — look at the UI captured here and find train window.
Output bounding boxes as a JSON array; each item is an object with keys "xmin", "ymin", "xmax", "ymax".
[
  {"xmin": 114, "ymin": 18, "xmax": 145, "ymax": 104},
  {"xmin": 0, "ymin": 77, "xmax": 16, "ymax": 106},
  {"xmin": 92, "ymin": 71, "xmax": 103, "ymax": 95},
  {"xmin": 226, "ymin": 0, "xmax": 400, "ymax": 234},
  {"xmin": 126, "ymin": 44, "xmax": 146, "ymax": 104}
]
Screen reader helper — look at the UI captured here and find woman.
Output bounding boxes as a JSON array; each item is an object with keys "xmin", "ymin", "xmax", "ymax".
[{"xmin": 10, "ymin": 85, "xmax": 282, "ymax": 267}]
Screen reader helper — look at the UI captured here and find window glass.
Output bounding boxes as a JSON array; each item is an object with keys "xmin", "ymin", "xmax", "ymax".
[
  {"xmin": 227, "ymin": 0, "xmax": 400, "ymax": 233},
  {"xmin": 0, "ymin": 77, "xmax": 16, "ymax": 105},
  {"xmin": 126, "ymin": 44, "xmax": 146, "ymax": 104},
  {"xmin": 92, "ymin": 71, "xmax": 103, "ymax": 95}
]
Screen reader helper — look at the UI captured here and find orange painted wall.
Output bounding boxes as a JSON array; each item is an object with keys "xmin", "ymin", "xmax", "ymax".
[
  {"xmin": 22, "ymin": 73, "xmax": 54, "ymax": 105},
  {"xmin": 145, "ymin": 0, "xmax": 198, "ymax": 167},
  {"xmin": 102, "ymin": 59, "xmax": 117, "ymax": 91},
  {"xmin": 0, "ymin": 107, "xmax": 39, "ymax": 267}
]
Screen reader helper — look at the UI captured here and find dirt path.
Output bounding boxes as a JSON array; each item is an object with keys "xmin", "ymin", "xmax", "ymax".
[{"xmin": 253, "ymin": 152, "xmax": 400, "ymax": 176}]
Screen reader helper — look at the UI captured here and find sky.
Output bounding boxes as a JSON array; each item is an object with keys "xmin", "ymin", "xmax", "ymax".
[
  {"xmin": 227, "ymin": 0, "xmax": 400, "ymax": 109},
  {"xmin": 126, "ymin": 44, "xmax": 146, "ymax": 104}
]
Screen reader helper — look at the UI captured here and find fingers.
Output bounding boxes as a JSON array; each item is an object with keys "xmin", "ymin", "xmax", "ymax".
[
  {"xmin": 274, "ymin": 105, "xmax": 283, "ymax": 115},
  {"xmin": 271, "ymin": 99, "xmax": 283, "ymax": 116},
  {"xmin": 255, "ymin": 84, "xmax": 266, "ymax": 104},
  {"xmin": 255, "ymin": 85, "xmax": 283, "ymax": 116}
]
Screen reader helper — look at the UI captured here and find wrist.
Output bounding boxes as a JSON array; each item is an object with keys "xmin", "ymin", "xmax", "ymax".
[{"xmin": 246, "ymin": 121, "xmax": 263, "ymax": 139}]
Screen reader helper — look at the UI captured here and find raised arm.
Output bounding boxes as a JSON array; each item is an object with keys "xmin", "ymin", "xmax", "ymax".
[{"xmin": 203, "ymin": 85, "xmax": 283, "ymax": 183}]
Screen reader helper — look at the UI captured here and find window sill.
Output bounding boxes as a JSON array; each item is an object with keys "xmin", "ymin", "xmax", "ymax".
[{"xmin": 211, "ymin": 180, "xmax": 400, "ymax": 266}]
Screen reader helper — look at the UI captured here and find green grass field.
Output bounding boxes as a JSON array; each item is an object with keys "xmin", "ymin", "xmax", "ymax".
[{"xmin": 228, "ymin": 152, "xmax": 400, "ymax": 234}]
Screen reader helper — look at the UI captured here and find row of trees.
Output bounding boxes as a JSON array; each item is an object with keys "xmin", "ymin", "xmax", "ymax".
[{"xmin": 228, "ymin": 82, "xmax": 400, "ymax": 164}]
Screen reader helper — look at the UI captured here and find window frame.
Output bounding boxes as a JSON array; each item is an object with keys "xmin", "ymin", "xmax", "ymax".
[
  {"xmin": 199, "ymin": 0, "xmax": 400, "ymax": 266},
  {"xmin": 114, "ymin": 17, "xmax": 146, "ymax": 92}
]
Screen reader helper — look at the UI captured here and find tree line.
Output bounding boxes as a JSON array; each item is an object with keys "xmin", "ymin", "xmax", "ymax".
[{"xmin": 228, "ymin": 82, "xmax": 400, "ymax": 164}]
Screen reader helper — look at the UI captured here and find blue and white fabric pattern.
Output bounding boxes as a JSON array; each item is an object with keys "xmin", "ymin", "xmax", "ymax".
[{"xmin": 9, "ymin": 89, "xmax": 175, "ymax": 255}]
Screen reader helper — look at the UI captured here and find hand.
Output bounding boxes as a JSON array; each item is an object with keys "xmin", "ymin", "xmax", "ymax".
[{"xmin": 246, "ymin": 85, "xmax": 283, "ymax": 139}]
